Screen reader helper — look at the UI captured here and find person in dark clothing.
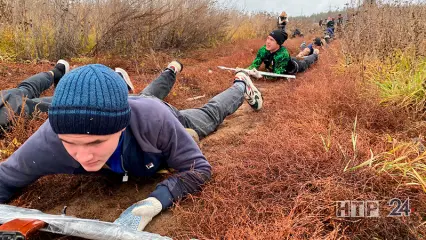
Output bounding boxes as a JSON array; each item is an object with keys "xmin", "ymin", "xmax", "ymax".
[
  {"xmin": 291, "ymin": 28, "xmax": 304, "ymax": 38},
  {"xmin": 337, "ymin": 14, "xmax": 344, "ymax": 26},
  {"xmin": 0, "ymin": 61, "xmax": 263, "ymax": 231},
  {"xmin": 285, "ymin": 54, "xmax": 318, "ymax": 75},
  {"xmin": 297, "ymin": 37, "xmax": 324, "ymax": 58},
  {"xmin": 326, "ymin": 17, "xmax": 335, "ymax": 33},
  {"xmin": 277, "ymin": 11, "xmax": 288, "ymax": 32},
  {"xmin": 0, "ymin": 60, "xmax": 70, "ymax": 128}
]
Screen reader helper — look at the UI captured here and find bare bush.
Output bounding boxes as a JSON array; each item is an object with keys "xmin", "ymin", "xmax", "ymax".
[
  {"xmin": 0, "ymin": 0, "xmax": 273, "ymax": 61},
  {"xmin": 226, "ymin": 11, "xmax": 275, "ymax": 41},
  {"xmin": 155, "ymin": 0, "xmax": 230, "ymax": 49},
  {"xmin": 342, "ymin": 0, "xmax": 426, "ymax": 62}
]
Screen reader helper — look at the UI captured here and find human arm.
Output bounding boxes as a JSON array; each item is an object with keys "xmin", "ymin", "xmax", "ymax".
[
  {"xmin": 248, "ymin": 46, "xmax": 267, "ymax": 70},
  {"xmin": 0, "ymin": 121, "xmax": 78, "ymax": 203},
  {"xmin": 150, "ymin": 111, "xmax": 211, "ymax": 209},
  {"xmin": 114, "ymin": 104, "xmax": 211, "ymax": 231}
]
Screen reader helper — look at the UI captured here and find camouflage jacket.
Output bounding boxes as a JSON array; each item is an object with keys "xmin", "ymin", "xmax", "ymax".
[{"xmin": 248, "ymin": 45, "xmax": 290, "ymax": 74}]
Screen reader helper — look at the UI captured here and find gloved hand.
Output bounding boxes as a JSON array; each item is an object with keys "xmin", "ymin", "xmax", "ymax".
[
  {"xmin": 113, "ymin": 197, "xmax": 162, "ymax": 231},
  {"xmin": 247, "ymin": 68, "xmax": 262, "ymax": 79}
]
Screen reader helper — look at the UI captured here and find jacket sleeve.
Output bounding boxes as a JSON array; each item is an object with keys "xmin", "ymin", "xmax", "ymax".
[
  {"xmin": 148, "ymin": 110, "xmax": 212, "ymax": 210},
  {"xmin": 273, "ymin": 48, "xmax": 291, "ymax": 74},
  {"xmin": 0, "ymin": 121, "xmax": 78, "ymax": 203},
  {"xmin": 248, "ymin": 46, "xmax": 266, "ymax": 70}
]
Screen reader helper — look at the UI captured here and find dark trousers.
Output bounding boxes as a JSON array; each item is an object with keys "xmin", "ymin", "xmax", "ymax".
[
  {"xmin": 1, "ymin": 69, "xmax": 245, "ymax": 140},
  {"xmin": 134, "ymin": 69, "xmax": 245, "ymax": 140},
  {"xmin": 286, "ymin": 54, "xmax": 318, "ymax": 75},
  {"xmin": 0, "ymin": 72, "xmax": 53, "ymax": 126}
]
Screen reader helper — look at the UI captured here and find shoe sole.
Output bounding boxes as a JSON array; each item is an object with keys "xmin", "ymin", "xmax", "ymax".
[
  {"xmin": 57, "ymin": 59, "xmax": 70, "ymax": 74},
  {"xmin": 236, "ymin": 73, "xmax": 263, "ymax": 110},
  {"xmin": 115, "ymin": 68, "xmax": 135, "ymax": 93}
]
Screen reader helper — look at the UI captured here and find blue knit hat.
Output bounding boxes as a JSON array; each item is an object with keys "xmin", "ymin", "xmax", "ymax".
[{"xmin": 49, "ymin": 64, "xmax": 131, "ymax": 135}]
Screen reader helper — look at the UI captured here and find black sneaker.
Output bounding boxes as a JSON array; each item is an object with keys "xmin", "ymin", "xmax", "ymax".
[{"xmin": 52, "ymin": 59, "xmax": 70, "ymax": 87}]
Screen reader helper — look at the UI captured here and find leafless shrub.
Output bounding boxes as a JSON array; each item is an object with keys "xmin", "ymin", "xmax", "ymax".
[
  {"xmin": 0, "ymin": 0, "xmax": 274, "ymax": 60},
  {"xmin": 342, "ymin": 0, "xmax": 426, "ymax": 62}
]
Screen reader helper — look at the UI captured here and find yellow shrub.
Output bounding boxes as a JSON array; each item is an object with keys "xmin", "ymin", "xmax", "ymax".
[{"xmin": 0, "ymin": 27, "xmax": 17, "ymax": 61}]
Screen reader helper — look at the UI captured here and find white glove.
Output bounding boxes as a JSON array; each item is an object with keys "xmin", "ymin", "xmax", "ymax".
[
  {"xmin": 247, "ymin": 68, "xmax": 262, "ymax": 79},
  {"xmin": 114, "ymin": 197, "xmax": 162, "ymax": 231}
]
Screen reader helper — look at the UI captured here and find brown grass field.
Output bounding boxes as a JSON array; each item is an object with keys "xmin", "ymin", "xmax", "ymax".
[{"xmin": 1, "ymin": 35, "xmax": 426, "ymax": 239}]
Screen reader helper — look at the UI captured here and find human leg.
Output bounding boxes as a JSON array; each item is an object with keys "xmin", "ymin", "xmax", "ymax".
[
  {"xmin": 178, "ymin": 72, "xmax": 262, "ymax": 140},
  {"xmin": 140, "ymin": 61, "xmax": 182, "ymax": 100},
  {"xmin": 297, "ymin": 54, "xmax": 318, "ymax": 73},
  {"xmin": 0, "ymin": 60, "xmax": 68, "ymax": 126}
]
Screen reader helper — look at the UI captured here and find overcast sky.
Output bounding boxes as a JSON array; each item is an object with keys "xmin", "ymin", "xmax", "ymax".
[{"xmin": 218, "ymin": 0, "xmax": 350, "ymax": 16}]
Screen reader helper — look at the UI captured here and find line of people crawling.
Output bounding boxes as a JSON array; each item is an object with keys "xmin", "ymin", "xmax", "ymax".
[
  {"xmin": 278, "ymin": 10, "xmax": 339, "ymax": 44},
  {"xmin": 0, "ymin": 13, "xmax": 330, "ymax": 232}
]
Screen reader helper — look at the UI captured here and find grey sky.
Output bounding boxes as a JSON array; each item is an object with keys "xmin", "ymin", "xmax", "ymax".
[{"xmin": 219, "ymin": 0, "xmax": 350, "ymax": 16}]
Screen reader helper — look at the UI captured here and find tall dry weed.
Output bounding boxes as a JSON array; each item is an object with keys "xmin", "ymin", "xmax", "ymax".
[
  {"xmin": 342, "ymin": 0, "xmax": 426, "ymax": 62},
  {"xmin": 0, "ymin": 0, "xmax": 274, "ymax": 61}
]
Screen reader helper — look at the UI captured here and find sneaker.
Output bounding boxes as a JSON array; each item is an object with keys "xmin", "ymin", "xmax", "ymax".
[
  {"xmin": 300, "ymin": 41, "xmax": 307, "ymax": 50},
  {"xmin": 185, "ymin": 128, "xmax": 200, "ymax": 143},
  {"xmin": 115, "ymin": 68, "xmax": 135, "ymax": 93},
  {"xmin": 296, "ymin": 55, "xmax": 305, "ymax": 60},
  {"xmin": 167, "ymin": 60, "xmax": 183, "ymax": 74},
  {"xmin": 56, "ymin": 59, "xmax": 70, "ymax": 74},
  {"xmin": 52, "ymin": 59, "xmax": 70, "ymax": 86},
  {"xmin": 234, "ymin": 72, "xmax": 263, "ymax": 110}
]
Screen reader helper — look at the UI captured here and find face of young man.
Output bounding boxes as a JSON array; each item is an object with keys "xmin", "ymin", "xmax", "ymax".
[
  {"xmin": 265, "ymin": 36, "xmax": 280, "ymax": 52},
  {"xmin": 58, "ymin": 129, "xmax": 124, "ymax": 172}
]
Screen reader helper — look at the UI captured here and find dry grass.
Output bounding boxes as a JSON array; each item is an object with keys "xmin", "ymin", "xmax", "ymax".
[
  {"xmin": 0, "ymin": 38, "xmax": 425, "ymax": 240},
  {"xmin": 338, "ymin": 1, "xmax": 426, "ymax": 197},
  {"xmin": 0, "ymin": 99, "xmax": 47, "ymax": 161},
  {"xmin": 1, "ymin": 2, "xmax": 426, "ymax": 238},
  {"xmin": 167, "ymin": 41, "xmax": 426, "ymax": 239},
  {"xmin": 342, "ymin": 0, "xmax": 426, "ymax": 62},
  {"xmin": 0, "ymin": 0, "xmax": 274, "ymax": 61}
]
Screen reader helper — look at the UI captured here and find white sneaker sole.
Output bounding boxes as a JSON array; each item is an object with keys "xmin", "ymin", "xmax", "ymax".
[
  {"xmin": 235, "ymin": 73, "xmax": 263, "ymax": 110},
  {"xmin": 115, "ymin": 68, "xmax": 135, "ymax": 93},
  {"xmin": 57, "ymin": 59, "xmax": 70, "ymax": 74}
]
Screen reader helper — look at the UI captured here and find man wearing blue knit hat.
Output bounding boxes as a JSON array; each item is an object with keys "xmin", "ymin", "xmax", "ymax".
[
  {"xmin": 0, "ymin": 60, "xmax": 263, "ymax": 231},
  {"xmin": 0, "ymin": 60, "xmax": 134, "ymax": 128}
]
